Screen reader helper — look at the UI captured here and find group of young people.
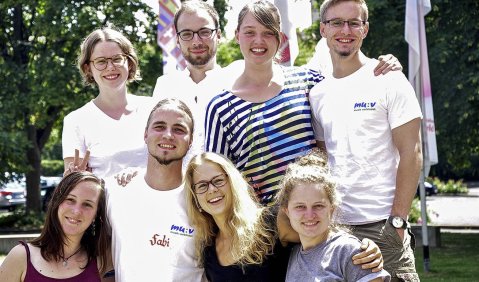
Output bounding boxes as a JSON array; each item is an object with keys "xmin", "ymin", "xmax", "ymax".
[{"xmin": 0, "ymin": 0, "xmax": 422, "ymax": 281}]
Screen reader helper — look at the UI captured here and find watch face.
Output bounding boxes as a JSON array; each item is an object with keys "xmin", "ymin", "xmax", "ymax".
[{"xmin": 392, "ymin": 217, "xmax": 403, "ymax": 228}]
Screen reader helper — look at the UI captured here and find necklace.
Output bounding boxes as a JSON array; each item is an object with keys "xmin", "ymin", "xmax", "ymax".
[{"xmin": 60, "ymin": 247, "xmax": 82, "ymax": 267}]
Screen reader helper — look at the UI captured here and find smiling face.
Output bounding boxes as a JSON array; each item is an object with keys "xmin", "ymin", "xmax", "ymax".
[
  {"xmin": 57, "ymin": 181, "xmax": 100, "ymax": 241},
  {"xmin": 320, "ymin": 1, "xmax": 368, "ymax": 59},
  {"xmin": 144, "ymin": 106, "xmax": 193, "ymax": 166},
  {"xmin": 285, "ymin": 183, "xmax": 334, "ymax": 250},
  {"xmin": 192, "ymin": 161, "xmax": 232, "ymax": 221},
  {"xmin": 176, "ymin": 9, "xmax": 220, "ymax": 68},
  {"xmin": 85, "ymin": 41, "xmax": 130, "ymax": 91},
  {"xmin": 236, "ymin": 11, "xmax": 280, "ymax": 66}
]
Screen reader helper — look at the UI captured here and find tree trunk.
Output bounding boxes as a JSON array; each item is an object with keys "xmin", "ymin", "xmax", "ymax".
[{"xmin": 26, "ymin": 125, "xmax": 42, "ymax": 212}]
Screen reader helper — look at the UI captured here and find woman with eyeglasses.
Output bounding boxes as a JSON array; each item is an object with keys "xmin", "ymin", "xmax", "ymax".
[
  {"xmin": 184, "ymin": 152, "xmax": 384, "ymax": 281},
  {"xmin": 62, "ymin": 27, "xmax": 153, "ymax": 179}
]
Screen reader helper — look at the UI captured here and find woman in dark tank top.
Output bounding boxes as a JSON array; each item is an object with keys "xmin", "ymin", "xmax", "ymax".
[{"xmin": 0, "ymin": 172, "xmax": 113, "ymax": 281}]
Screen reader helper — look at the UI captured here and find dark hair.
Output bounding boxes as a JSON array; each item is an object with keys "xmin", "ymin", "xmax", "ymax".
[
  {"xmin": 174, "ymin": 0, "xmax": 220, "ymax": 31},
  {"xmin": 145, "ymin": 98, "xmax": 194, "ymax": 139},
  {"xmin": 77, "ymin": 27, "xmax": 141, "ymax": 86},
  {"xmin": 30, "ymin": 172, "xmax": 110, "ymax": 275}
]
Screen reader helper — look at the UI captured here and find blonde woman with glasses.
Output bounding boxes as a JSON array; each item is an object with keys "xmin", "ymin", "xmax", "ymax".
[{"xmin": 62, "ymin": 27, "xmax": 153, "ymax": 179}]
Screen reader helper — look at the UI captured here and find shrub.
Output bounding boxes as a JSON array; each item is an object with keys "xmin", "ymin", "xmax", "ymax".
[
  {"xmin": 429, "ymin": 177, "xmax": 468, "ymax": 195},
  {"xmin": 409, "ymin": 198, "xmax": 430, "ymax": 224},
  {"xmin": 0, "ymin": 208, "xmax": 45, "ymax": 231},
  {"xmin": 41, "ymin": 159, "xmax": 64, "ymax": 176}
]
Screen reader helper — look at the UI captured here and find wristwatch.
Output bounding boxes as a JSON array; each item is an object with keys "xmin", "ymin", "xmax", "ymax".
[{"xmin": 388, "ymin": 216, "xmax": 408, "ymax": 229}]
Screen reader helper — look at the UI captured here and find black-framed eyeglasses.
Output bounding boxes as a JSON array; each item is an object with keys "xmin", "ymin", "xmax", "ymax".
[
  {"xmin": 89, "ymin": 54, "xmax": 128, "ymax": 71},
  {"xmin": 323, "ymin": 19, "xmax": 366, "ymax": 29},
  {"xmin": 177, "ymin": 27, "xmax": 218, "ymax": 41},
  {"xmin": 193, "ymin": 174, "xmax": 228, "ymax": 194}
]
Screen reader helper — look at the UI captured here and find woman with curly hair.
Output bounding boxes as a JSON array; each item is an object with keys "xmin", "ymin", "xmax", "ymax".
[{"xmin": 277, "ymin": 151, "xmax": 390, "ymax": 281}]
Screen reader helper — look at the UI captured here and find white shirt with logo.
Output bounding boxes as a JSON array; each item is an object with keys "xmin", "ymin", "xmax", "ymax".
[
  {"xmin": 310, "ymin": 58, "xmax": 422, "ymax": 224},
  {"xmin": 106, "ymin": 173, "xmax": 204, "ymax": 281}
]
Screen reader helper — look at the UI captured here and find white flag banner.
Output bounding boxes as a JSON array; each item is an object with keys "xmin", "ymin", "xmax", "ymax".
[
  {"xmin": 273, "ymin": 0, "xmax": 311, "ymax": 66},
  {"xmin": 405, "ymin": 0, "xmax": 438, "ymax": 169}
]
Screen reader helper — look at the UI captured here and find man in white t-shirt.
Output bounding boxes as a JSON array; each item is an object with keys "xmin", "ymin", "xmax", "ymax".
[
  {"xmin": 310, "ymin": 1, "xmax": 422, "ymax": 281},
  {"xmin": 106, "ymin": 98, "xmax": 204, "ymax": 281}
]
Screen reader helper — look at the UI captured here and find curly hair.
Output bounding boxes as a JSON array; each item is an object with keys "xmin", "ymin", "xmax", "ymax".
[
  {"xmin": 276, "ymin": 150, "xmax": 344, "ymax": 232},
  {"xmin": 184, "ymin": 152, "xmax": 276, "ymax": 268}
]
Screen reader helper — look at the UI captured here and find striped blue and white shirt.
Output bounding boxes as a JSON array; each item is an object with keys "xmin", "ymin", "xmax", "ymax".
[{"xmin": 205, "ymin": 66, "xmax": 324, "ymax": 204}]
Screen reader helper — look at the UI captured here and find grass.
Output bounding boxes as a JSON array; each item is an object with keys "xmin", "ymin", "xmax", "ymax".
[{"xmin": 415, "ymin": 232, "xmax": 479, "ymax": 281}]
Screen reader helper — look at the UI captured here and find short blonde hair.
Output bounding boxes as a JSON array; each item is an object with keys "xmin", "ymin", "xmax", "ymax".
[
  {"xmin": 319, "ymin": 0, "xmax": 369, "ymax": 22},
  {"xmin": 77, "ymin": 27, "xmax": 140, "ymax": 86}
]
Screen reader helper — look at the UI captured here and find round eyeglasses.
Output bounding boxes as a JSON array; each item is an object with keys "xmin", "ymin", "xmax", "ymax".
[
  {"xmin": 193, "ymin": 174, "xmax": 228, "ymax": 194},
  {"xmin": 89, "ymin": 54, "xmax": 128, "ymax": 71},
  {"xmin": 177, "ymin": 27, "xmax": 218, "ymax": 41}
]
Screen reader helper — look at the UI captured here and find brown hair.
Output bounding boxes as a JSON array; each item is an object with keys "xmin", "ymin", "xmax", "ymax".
[
  {"xmin": 145, "ymin": 98, "xmax": 194, "ymax": 141},
  {"xmin": 77, "ymin": 27, "xmax": 140, "ymax": 86},
  {"xmin": 174, "ymin": 0, "xmax": 220, "ymax": 31},
  {"xmin": 30, "ymin": 171, "xmax": 110, "ymax": 275},
  {"xmin": 236, "ymin": 0, "xmax": 282, "ymax": 52}
]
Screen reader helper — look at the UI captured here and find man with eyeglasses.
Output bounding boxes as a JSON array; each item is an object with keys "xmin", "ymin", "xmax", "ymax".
[
  {"xmin": 152, "ymin": 0, "xmax": 242, "ymax": 167},
  {"xmin": 310, "ymin": 0, "xmax": 422, "ymax": 281}
]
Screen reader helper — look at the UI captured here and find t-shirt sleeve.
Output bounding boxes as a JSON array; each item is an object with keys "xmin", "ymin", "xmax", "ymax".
[
  {"xmin": 339, "ymin": 236, "xmax": 391, "ymax": 282},
  {"xmin": 62, "ymin": 112, "xmax": 86, "ymax": 159},
  {"xmin": 152, "ymin": 75, "xmax": 163, "ymax": 99},
  {"xmin": 309, "ymin": 86, "xmax": 325, "ymax": 142},
  {"xmin": 204, "ymin": 97, "xmax": 230, "ymax": 159},
  {"xmin": 386, "ymin": 73, "xmax": 423, "ymax": 129}
]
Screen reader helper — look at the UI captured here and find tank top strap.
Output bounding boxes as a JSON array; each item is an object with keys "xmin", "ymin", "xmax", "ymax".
[{"xmin": 19, "ymin": 240, "xmax": 31, "ymax": 261}]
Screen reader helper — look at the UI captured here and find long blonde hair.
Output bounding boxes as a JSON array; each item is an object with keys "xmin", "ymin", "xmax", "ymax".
[{"xmin": 185, "ymin": 152, "xmax": 276, "ymax": 267}]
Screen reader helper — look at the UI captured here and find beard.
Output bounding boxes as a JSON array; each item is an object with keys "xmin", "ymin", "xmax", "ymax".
[
  {"xmin": 184, "ymin": 45, "xmax": 216, "ymax": 66},
  {"xmin": 152, "ymin": 155, "xmax": 183, "ymax": 166}
]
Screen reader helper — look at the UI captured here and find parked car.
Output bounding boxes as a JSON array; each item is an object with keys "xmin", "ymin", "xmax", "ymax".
[
  {"xmin": 0, "ymin": 179, "xmax": 27, "ymax": 211},
  {"xmin": 416, "ymin": 181, "xmax": 438, "ymax": 197},
  {"xmin": 0, "ymin": 175, "xmax": 62, "ymax": 211},
  {"xmin": 40, "ymin": 176, "xmax": 62, "ymax": 210}
]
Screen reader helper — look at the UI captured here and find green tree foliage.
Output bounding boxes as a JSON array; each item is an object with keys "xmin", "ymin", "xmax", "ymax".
[
  {"xmin": 304, "ymin": 0, "xmax": 479, "ymax": 179},
  {"xmin": 0, "ymin": 0, "xmax": 158, "ymax": 212}
]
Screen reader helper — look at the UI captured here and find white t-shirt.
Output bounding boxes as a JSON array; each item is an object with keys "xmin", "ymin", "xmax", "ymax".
[
  {"xmin": 106, "ymin": 173, "xmax": 204, "ymax": 282},
  {"xmin": 310, "ymin": 58, "xmax": 422, "ymax": 224},
  {"xmin": 62, "ymin": 94, "xmax": 154, "ymax": 178},
  {"xmin": 152, "ymin": 60, "xmax": 244, "ymax": 166}
]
